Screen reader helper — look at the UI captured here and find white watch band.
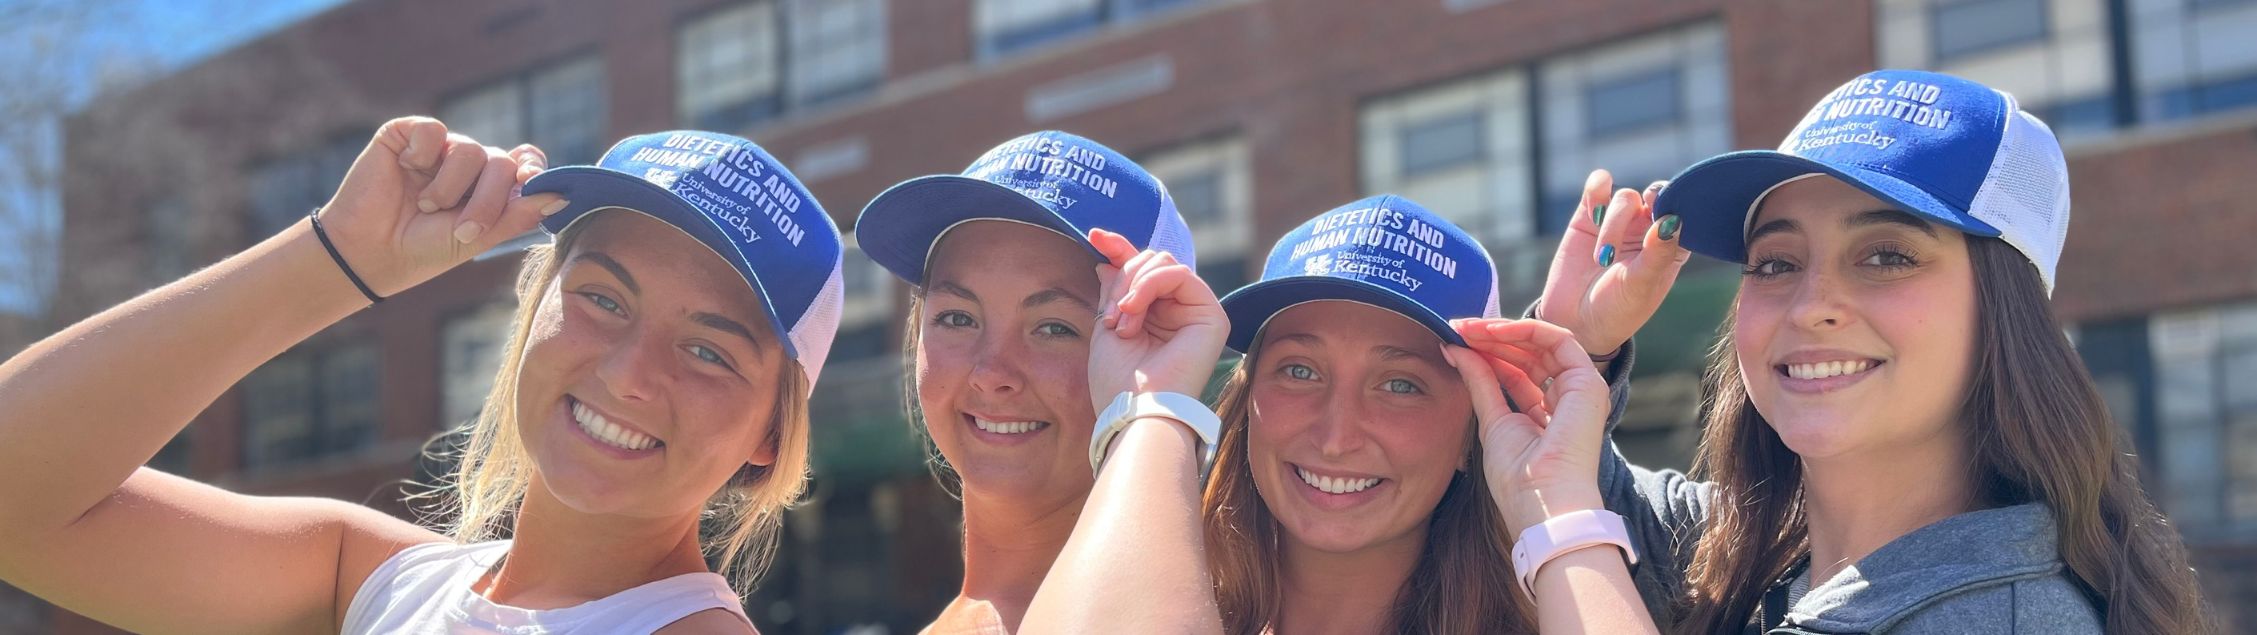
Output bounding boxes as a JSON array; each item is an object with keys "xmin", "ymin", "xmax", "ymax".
[
  {"xmin": 1090, "ymin": 391, "xmax": 1220, "ymax": 474},
  {"xmin": 1510, "ymin": 508, "xmax": 1638, "ymax": 601}
]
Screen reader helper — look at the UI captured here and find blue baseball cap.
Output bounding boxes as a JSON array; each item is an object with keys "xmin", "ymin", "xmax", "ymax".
[
  {"xmin": 523, "ymin": 131, "xmax": 845, "ymax": 389},
  {"xmin": 1219, "ymin": 195, "xmax": 1501, "ymax": 353},
  {"xmin": 854, "ymin": 130, "xmax": 1195, "ymax": 285},
  {"xmin": 1656, "ymin": 69, "xmax": 2071, "ymax": 292}
]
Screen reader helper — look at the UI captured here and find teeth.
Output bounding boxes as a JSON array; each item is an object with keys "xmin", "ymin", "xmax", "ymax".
[
  {"xmin": 974, "ymin": 418, "xmax": 1045, "ymax": 435},
  {"xmin": 1785, "ymin": 359, "xmax": 1874, "ymax": 380},
  {"xmin": 572, "ymin": 400, "xmax": 657, "ymax": 451},
  {"xmin": 1296, "ymin": 467, "xmax": 1381, "ymax": 495}
]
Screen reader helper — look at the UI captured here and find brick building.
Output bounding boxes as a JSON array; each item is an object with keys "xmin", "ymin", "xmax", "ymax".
[{"xmin": 22, "ymin": 0, "xmax": 2257, "ymax": 632}]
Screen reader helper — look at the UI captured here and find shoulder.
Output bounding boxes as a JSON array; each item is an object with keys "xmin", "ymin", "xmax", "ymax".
[
  {"xmin": 654, "ymin": 608, "xmax": 759, "ymax": 634},
  {"xmin": 1888, "ymin": 573, "xmax": 2100, "ymax": 634},
  {"xmin": 307, "ymin": 497, "xmax": 445, "ymax": 630}
]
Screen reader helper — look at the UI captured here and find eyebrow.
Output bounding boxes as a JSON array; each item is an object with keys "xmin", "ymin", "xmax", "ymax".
[
  {"xmin": 1846, "ymin": 209, "xmax": 1939, "ymax": 237},
  {"xmin": 693, "ymin": 312, "xmax": 767, "ymax": 354},
  {"xmin": 574, "ymin": 252, "xmax": 640, "ymax": 295},
  {"xmin": 1747, "ymin": 218, "xmax": 1799, "ymax": 244},
  {"xmin": 1023, "ymin": 287, "xmax": 1097, "ymax": 313},
  {"xmin": 1377, "ymin": 343, "xmax": 1449, "ymax": 373},
  {"xmin": 1749, "ymin": 208, "xmax": 1941, "ymax": 245},
  {"xmin": 1263, "ymin": 332, "xmax": 1323, "ymax": 350},
  {"xmin": 928, "ymin": 281, "xmax": 1097, "ymax": 314},
  {"xmin": 929, "ymin": 281, "xmax": 978, "ymax": 303}
]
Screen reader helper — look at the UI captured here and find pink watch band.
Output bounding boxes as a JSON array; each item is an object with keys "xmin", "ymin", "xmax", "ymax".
[{"xmin": 1510, "ymin": 508, "xmax": 1638, "ymax": 600}]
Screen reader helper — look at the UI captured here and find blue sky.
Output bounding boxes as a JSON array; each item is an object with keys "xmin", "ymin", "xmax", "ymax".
[
  {"xmin": 104, "ymin": 0, "xmax": 352, "ymax": 69},
  {"xmin": 0, "ymin": 0, "xmax": 348, "ymax": 314}
]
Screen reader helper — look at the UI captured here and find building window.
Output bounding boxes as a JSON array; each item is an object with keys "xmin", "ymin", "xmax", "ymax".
[
  {"xmin": 527, "ymin": 55, "xmax": 609, "ymax": 165},
  {"xmin": 2148, "ymin": 302, "xmax": 2257, "ymax": 538},
  {"xmin": 1538, "ymin": 21, "xmax": 1731, "ymax": 235},
  {"xmin": 975, "ymin": 0, "xmax": 1206, "ymax": 59},
  {"xmin": 1931, "ymin": 0, "xmax": 2052, "ymax": 63},
  {"xmin": 832, "ymin": 238, "xmax": 896, "ymax": 364},
  {"xmin": 680, "ymin": 0, "xmax": 887, "ymax": 133},
  {"xmin": 1138, "ymin": 135, "xmax": 1253, "ymax": 290},
  {"xmin": 2128, "ymin": 0, "xmax": 2257, "ymax": 122},
  {"xmin": 1398, "ymin": 111, "xmax": 1488, "ymax": 177},
  {"xmin": 145, "ymin": 197, "xmax": 192, "ymax": 282},
  {"xmin": 1878, "ymin": 0, "xmax": 2117, "ymax": 136},
  {"xmin": 241, "ymin": 344, "xmax": 379, "ymax": 469},
  {"xmin": 245, "ymin": 134, "xmax": 361, "ymax": 239},
  {"xmin": 440, "ymin": 53, "xmax": 609, "ymax": 165},
  {"xmin": 787, "ymin": 0, "xmax": 887, "ymax": 107},
  {"xmin": 441, "ymin": 302, "xmax": 516, "ymax": 429},
  {"xmin": 680, "ymin": 2, "xmax": 783, "ymax": 132},
  {"xmin": 1361, "ymin": 66, "xmax": 1535, "ymax": 252},
  {"xmin": 1584, "ymin": 67, "xmax": 1684, "ymax": 138}
]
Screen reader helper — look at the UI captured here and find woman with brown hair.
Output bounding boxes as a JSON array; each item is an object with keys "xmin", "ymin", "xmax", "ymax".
[
  {"xmin": 1479, "ymin": 69, "xmax": 2210, "ymax": 633},
  {"xmin": 853, "ymin": 130, "xmax": 1216, "ymax": 633},
  {"xmin": 1199, "ymin": 194, "xmax": 1554, "ymax": 634}
]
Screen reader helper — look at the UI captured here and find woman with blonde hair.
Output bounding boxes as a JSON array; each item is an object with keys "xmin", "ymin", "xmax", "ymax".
[{"xmin": 0, "ymin": 120, "xmax": 843, "ymax": 633}]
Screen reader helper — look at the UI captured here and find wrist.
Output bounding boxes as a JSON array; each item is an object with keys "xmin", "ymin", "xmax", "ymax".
[
  {"xmin": 1091, "ymin": 391, "xmax": 1219, "ymax": 477},
  {"xmin": 1133, "ymin": 369, "xmax": 1213, "ymax": 400},
  {"xmin": 1499, "ymin": 485, "xmax": 1607, "ymax": 536}
]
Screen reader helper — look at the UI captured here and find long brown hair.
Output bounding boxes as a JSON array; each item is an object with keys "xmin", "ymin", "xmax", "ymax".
[
  {"xmin": 1200, "ymin": 351, "xmax": 1534, "ymax": 635},
  {"xmin": 1675, "ymin": 237, "xmax": 2209, "ymax": 633}
]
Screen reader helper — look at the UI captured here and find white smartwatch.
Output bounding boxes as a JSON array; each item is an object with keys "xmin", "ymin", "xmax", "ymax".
[
  {"xmin": 1090, "ymin": 391, "xmax": 1220, "ymax": 476},
  {"xmin": 1510, "ymin": 508, "xmax": 1638, "ymax": 601}
]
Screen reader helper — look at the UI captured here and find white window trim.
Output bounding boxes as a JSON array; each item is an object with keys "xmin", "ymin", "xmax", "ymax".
[
  {"xmin": 838, "ymin": 238, "xmax": 895, "ymax": 328},
  {"xmin": 1138, "ymin": 135, "xmax": 1253, "ymax": 261}
]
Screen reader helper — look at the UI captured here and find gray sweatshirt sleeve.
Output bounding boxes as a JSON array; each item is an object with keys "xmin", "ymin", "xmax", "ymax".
[
  {"xmin": 1513, "ymin": 305, "xmax": 1712, "ymax": 622},
  {"xmin": 1590, "ymin": 338, "xmax": 1715, "ymax": 624}
]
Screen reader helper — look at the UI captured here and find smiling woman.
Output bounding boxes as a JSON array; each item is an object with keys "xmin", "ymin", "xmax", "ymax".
[
  {"xmin": 0, "ymin": 121, "xmax": 846, "ymax": 635},
  {"xmin": 1203, "ymin": 194, "xmax": 1536, "ymax": 635},
  {"xmin": 1488, "ymin": 69, "xmax": 2210, "ymax": 634},
  {"xmin": 852, "ymin": 130, "xmax": 1200, "ymax": 634}
]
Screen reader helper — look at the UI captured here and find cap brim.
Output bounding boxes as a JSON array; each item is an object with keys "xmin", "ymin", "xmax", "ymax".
[
  {"xmin": 1219, "ymin": 276, "xmax": 1464, "ymax": 354},
  {"xmin": 1657, "ymin": 150, "xmax": 2003, "ymax": 263},
  {"xmin": 524, "ymin": 166, "xmax": 798, "ymax": 360},
  {"xmin": 854, "ymin": 175, "xmax": 1097, "ymax": 285}
]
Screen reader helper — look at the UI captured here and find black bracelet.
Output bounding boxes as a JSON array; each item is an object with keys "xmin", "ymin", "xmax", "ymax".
[{"xmin": 308, "ymin": 208, "xmax": 383, "ymax": 304}]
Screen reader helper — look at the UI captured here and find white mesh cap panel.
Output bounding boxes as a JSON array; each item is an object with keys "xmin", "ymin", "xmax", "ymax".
[
  {"xmin": 1470, "ymin": 232, "xmax": 1503, "ymax": 319},
  {"xmin": 788, "ymin": 261, "xmax": 846, "ymax": 394},
  {"xmin": 1144, "ymin": 182, "xmax": 1199, "ymax": 271},
  {"xmin": 1966, "ymin": 94, "xmax": 2072, "ymax": 294}
]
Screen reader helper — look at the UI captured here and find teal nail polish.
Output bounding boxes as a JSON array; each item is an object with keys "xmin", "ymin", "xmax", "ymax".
[
  {"xmin": 1592, "ymin": 201, "xmax": 1607, "ymax": 226},
  {"xmin": 1659, "ymin": 215, "xmax": 1681, "ymax": 241},
  {"xmin": 1598, "ymin": 244, "xmax": 1616, "ymax": 267}
]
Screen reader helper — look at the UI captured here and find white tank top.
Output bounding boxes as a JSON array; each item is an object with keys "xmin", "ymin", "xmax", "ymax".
[{"xmin": 341, "ymin": 540, "xmax": 756, "ymax": 634}]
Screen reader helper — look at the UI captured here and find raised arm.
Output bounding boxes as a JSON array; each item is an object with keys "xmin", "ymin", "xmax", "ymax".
[
  {"xmin": 1446, "ymin": 318, "xmax": 1657, "ymax": 635},
  {"xmin": 0, "ymin": 117, "xmax": 563, "ymax": 634},
  {"xmin": 1020, "ymin": 229, "xmax": 1225, "ymax": 634}
]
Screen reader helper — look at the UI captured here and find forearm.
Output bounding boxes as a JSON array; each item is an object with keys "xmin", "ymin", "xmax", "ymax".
[
  {"xmin": 1023, "ymin": 418, "xmax": 1221, "ymax": 633},
  {"xmin": 1531, "ymin": 545, "xmax": 1658, "ymax": 635},
  {"xmin": 0, "ymin": 219, "xmax": 370, "ymax": 535},
  {"xmin": 1504, "ymin": 487, "xmax": 1658, "ymax": 635}
]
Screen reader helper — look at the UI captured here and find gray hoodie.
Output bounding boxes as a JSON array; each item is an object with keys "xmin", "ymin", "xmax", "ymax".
[{"xmin": 1587, "ymin": 342, "xmax": 2103, "ymax": 634}]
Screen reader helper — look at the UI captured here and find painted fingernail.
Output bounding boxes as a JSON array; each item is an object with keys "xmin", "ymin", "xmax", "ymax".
[
  {"xmin": 418, "ymin": 198, "xmax": 438, "ymax": 213},
  {"xmin": 453, "ymin": 221, "xmax": 484, "ymax": 243},
  {"xmin": 1658, "ymin": 215, "xmax": 1681, "ymax": 241},
  {"xmin": 1592, "ymin": 201, "xmax": 1607, "ymax": 226},
  {"xmin": 540, "ymin": 198, "xmax": 570, "ymax": 216},
  {"xmin": 1597, "ymin": 244, "xmax": 1616, "ymax": 267}
]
